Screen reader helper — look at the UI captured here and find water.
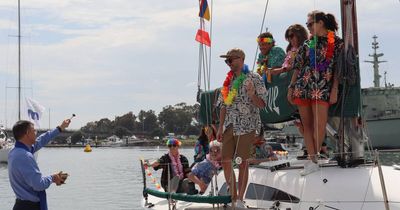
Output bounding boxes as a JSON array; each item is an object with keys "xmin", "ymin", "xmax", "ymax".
[
  {"xmin": 1, "ymin": 147, "xmax": 399, "ymax": 210},
  {"xmin": 0, "ymin": 147, "xmax": 194, "ymax": 210}
]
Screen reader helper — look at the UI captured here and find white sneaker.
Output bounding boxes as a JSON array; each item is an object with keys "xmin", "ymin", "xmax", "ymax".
[
  {"xmin": 235, "ymin": 200, "xmax": 247, "ymax": 208},
  {"xmin": 300, "ymin": 161, "xmax": 319, "ymax": 176}
]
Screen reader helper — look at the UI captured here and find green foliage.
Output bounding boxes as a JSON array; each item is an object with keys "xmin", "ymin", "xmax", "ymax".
[
  {"xmin": 71, "ymin": 131, "xmax": 84, "ymax": 144},
  {"xmin": 80, "ymin": 102, "xmax": 200, "ymax": 138}
]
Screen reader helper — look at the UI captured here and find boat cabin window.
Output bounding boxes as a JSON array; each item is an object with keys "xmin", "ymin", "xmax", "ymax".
[{"xmin": 245, "ymin": 183, "xmax": 300, "ymax": 203}]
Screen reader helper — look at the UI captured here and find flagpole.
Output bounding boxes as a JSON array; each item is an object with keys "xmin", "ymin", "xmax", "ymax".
[{"xmin": 48, "ymin": 108, "xmax": 51, "ymax": 130}]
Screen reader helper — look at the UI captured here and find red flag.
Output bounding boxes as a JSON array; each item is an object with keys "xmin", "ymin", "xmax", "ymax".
[{"xmin": 195, "ymin": 29, "xmax": 211, "ymax": 47}]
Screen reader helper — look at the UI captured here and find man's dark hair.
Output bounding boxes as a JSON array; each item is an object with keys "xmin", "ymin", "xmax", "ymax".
[{"xmin": 12, "ymin": 120, "xmax": 33, "ymax": 140}]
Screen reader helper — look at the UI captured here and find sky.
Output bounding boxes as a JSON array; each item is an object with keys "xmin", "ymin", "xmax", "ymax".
[{"xmin": 0, "ymin": 0, "xmax": 399, "ymax": 129}]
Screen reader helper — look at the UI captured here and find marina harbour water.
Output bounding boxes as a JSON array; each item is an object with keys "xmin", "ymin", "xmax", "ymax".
[
  {"xmin": 0, "ymin": 146, "xmax": 194, "ymax": 210},
  {"xmin": 1, "ymin": 147, "xmax": 399, "ymax": 210}
]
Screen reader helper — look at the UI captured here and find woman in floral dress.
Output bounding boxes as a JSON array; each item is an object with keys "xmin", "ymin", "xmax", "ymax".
[{"xmin": 287, "ymin": 10, "xmax": 344, "ymax": 175}]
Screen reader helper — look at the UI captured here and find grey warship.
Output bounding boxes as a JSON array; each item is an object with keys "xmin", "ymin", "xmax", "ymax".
[{"xmin": 362, "ymin": 35, "xmax": 400, "ymax": 149}]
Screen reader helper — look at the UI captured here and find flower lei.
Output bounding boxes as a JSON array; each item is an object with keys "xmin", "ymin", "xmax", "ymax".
[
  {"xmin": 256, "ymin": 54, "xmax": 270, "ymax": 82},
  {"xmin": 169, "ymin": 152, "xmax": 184, "ymax": 179},
  {"xmin": 221, "ymin": 64, "xmax": 249, "ymax": 105},
  {"xmin": 309, "ymin": 30, "xmax": 335, "ymax": 72}
]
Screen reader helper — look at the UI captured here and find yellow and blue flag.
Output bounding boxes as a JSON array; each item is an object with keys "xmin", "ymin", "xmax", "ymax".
[{"xmin": 199, "ymin": 0, "xmax": 210, "ymax": 21}]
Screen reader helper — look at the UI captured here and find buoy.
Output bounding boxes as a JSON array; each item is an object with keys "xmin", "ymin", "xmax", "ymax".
[{"xmin": 84, "ymin": 144, "xmax": 92, "ymax": 152}]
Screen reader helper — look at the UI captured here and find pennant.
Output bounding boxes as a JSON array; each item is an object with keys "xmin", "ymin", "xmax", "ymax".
[
  {"xmin": 26, "ymin": 97, "xmax": 45, "ymax": 128},
  {"xmin": 199, "ymin": 0, "xmax": 210, "ymax": 21},
  {"xmin": 195, "ymin": 29, "xmax": 211, "ymax": 47}
]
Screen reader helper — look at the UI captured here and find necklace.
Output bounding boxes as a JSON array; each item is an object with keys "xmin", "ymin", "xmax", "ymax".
[
  {"xmin": 309, "ymin": 30, "xmax": 335, "ymax": 72},
  {"xmin": 221, "ymin": 65, "xmax": 249, "ymax": 105},
  {"xmin": 256, "ymin": 54, "xmax": 271, "ymax": 82}
]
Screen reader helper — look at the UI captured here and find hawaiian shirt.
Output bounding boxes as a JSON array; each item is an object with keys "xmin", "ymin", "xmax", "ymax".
[
  {"xmin": 292, "ymin": 35, "xmax": 344, "ymax": 102},
  {"xmin": 217, "ymin": 71, "xmax": 267, "ymax": 136},
  {"xmin": 257, "ymin": 46, "xmax": 286, "ymax": 84}
]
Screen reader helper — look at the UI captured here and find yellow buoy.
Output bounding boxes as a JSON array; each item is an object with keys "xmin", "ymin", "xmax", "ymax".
[{"xmin": 84, "ymin": 144, "xmax": 92, "ymax": 152}]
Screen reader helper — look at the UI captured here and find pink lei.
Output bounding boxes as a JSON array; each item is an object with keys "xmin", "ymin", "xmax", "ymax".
[{"xmin": 169, "ymin": 152, "xmax": 184, "ymax": 179}]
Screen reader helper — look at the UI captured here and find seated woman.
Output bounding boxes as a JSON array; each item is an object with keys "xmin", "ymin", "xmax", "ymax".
[
  {"xmin": 193, "ymin": 125, "xmax": 216, "ymax": 163},
  {"xmin": 150, "ymin": 138, "xmax": 190, "ymax": 193},
  {"xmin": 188, "ymin": 140, "xmax": 222, "ymax": 194},
  {"xmin": 249, "ymin": 135, "xmax": 278, "ymax": 165}
]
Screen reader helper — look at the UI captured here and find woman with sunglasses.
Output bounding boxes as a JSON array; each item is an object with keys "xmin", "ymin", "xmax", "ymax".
[
  {"xmin": 150, "ymin": 138, "xmax": 190, "ymax": 192},
  {"xmin": 288, "ymin": 11, "xmax": 343, "ymax": 176},
  {"xmin": 188, "ymin": 140, "xmax": 222, "ymax": 194},
  {"xmin": 256, "ymin": 32, "xmax": 286, "ymax": 84},
  {"xmin": 270, "ymin": 24, "xmax": 308, "ymax": 76}
]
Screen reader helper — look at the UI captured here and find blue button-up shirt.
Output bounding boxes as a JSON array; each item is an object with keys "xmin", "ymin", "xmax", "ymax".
[{"xmin": 8, "ymin": 128, "xmax": 60, "ymax": 202}]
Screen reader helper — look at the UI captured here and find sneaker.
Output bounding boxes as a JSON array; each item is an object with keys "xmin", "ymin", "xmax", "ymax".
[
  {"xmin": 300, "ymin": 161, "xmax": 319, "ymax": 176},
  {"xmin": 235, "ymin": 200, "xmax": 247, "ymax": 208}
]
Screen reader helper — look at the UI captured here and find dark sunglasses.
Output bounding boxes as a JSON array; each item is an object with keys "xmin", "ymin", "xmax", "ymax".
[
  {"xmin": 287, "ymin": 33, "xmax": 295, "ymax": 39},
  {"xmin": 168, "ymin": 145, "xmax": 177, "ymax": 148},
  {"xmin": 306, "ymin": 21, "xmax": 314, "ymax": 28},
  {"xmin": 224, "ymin": 57, "xmax": 240, "ymax": 65}
]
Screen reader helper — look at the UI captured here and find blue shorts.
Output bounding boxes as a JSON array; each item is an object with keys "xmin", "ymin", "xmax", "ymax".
[{"xmin": 191, "ymin": 159, "xmax": 216, "ymax": 184}]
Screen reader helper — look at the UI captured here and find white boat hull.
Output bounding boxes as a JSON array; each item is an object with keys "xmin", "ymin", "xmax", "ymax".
[
  {"xmin": 0, "ymin": 148, "xmax": 12, "ymax": 163},
  {"xmin": 142, "ymin": 160, "xmax": 400, "ymax": 210}
]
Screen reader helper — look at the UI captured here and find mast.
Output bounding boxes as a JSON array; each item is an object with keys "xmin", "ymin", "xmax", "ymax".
[
  {"xmin": 17, "ymin": 0, "xmax": 21, "ymax": 120},
  {"xmin": 364, "ymin": 35, "xmax": 387, "ymax": 88}
]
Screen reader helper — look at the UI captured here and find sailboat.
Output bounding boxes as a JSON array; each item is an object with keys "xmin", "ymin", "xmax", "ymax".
[
  {"xmin": 141, "ymin": 0, "xmax": 400, "ymax": 209},
  {"xmin": 0, "ymin": 0, "xmax": 37, "ymax": 163}
]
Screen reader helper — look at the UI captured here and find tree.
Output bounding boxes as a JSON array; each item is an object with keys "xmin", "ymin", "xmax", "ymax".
[
  {"xmin": 71, "ymin": 131, "xmax": 84, "ymax": 144},
  {"xmin": 114, "ymin": 112, "xmax": 136, "ymax": 131},
  {"xmin": 114, "ymin": 126, "xmax": 132, "ymax": 138},
  {"xmin": 138, "ymin": 110, "xmax": 159, "ymax": 133},
  {"xmin": 158, "ymin": 103, "xmax": 198, "ymax": 135}
]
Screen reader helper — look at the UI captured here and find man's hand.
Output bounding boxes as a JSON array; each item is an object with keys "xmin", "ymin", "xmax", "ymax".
[
  {"xmin": 52, "ymin": 173, "xmax": 64, "ymax": 186},
  {"xmin": 59, "ymin": 119, "xmax": 71, "ymax": 131},
  {"xmin": 245, "ymin": 80, "xmax": 256, "ymax": 97}
]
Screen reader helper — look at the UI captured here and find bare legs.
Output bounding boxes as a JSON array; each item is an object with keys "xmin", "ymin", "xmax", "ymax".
[
  {"xmin": 298, "ymin": 103, "xmax": 329, "ymax": 162},
  {"xmin": 222, "ymin": 158, "xmax": 237, "ymax": 201}
]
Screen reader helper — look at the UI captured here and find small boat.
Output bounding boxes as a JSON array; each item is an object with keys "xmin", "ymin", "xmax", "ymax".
[
  {"xmin": 84, "ymin": 144, "xmax": 92, "ymax": 152},
  {"xmin": 0, "ymin": 127, "xmax": 13, "ymax": 163}
]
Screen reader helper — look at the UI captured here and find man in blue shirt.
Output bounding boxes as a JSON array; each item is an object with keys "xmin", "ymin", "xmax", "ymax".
[{"xmin": 8, "ymin": 119, "xmax": 71, "ymax": 210}]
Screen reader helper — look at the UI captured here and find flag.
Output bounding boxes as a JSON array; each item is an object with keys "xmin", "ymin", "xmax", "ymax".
[
  {"xmin": 26, "ymin": 97, "xmax": 45, "ymax": 128},
  {"xmin": 195, "ymin": 29, "xmax": 211, "ymax": 47},
  {"xmin": 199, "ymin": 0, "xmax": 210, "ymax": 21}
]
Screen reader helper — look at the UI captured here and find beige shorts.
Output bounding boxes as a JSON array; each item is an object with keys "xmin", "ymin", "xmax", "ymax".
[{"xmin": 221, "ymin": 126, "xmax": 255, "ymax": 162}]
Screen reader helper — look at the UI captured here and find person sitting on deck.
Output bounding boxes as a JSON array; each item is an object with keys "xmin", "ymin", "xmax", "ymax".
[
  {"xmin": 188, "ymin": 140, "xmax": 222, "ymax": 194},
  {"xmin": 150, "ymin": 138, "xmax": 191, "ymax": 193},
  {"xmin": 249, "ymin": 134, "xmax": 278, "ymax": 165},
  {"xmin": 193, "ymin": 126, "xmax": 215, "ymax": 163}
]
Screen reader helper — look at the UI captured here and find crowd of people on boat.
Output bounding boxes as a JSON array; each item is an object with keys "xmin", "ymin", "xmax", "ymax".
[{"xmin": 146, "ymin": 9, "xmax": 343, "ymax": 208}]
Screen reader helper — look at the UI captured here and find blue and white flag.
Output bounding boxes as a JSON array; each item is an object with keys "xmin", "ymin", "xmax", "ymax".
[{"xmin": 26, "ymin": 97, "xmax": 45, "ymax": 128}]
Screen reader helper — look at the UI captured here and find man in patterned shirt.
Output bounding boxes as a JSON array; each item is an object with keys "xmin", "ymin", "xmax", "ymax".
[{"xmin": 216, "ymin": 48, "xmax": 267, "ymax": 207}]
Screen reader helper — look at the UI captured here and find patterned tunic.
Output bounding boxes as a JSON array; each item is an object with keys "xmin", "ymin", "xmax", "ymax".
[
  {"xmin": 217, "ymin": 71, "xmax": 267, "ymax": 136},
  {"xmin": 292, "ymin": 35, "xmax": 344, "ymax": 102}
]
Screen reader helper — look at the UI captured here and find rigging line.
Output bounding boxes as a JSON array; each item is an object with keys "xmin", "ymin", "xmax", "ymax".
[
  {"xmin": 207, "ymin": 0, "xmax": 214, "ymax": 91},
  {"xmin": 202, "ymin": 46, "xmax": 212, "ymax": 125},
  {"xmin": 251, "ymin": 0, "xmax": 270, "ymax": 72},
  {"xmin": 359, "ymin": 160, "xmax": 375, "ymax": 210}
]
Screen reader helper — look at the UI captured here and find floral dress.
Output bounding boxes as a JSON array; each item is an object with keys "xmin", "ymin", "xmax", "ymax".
[{"xmin": 292, "ymin": 35, "xmax": 343, "ymax": 102}]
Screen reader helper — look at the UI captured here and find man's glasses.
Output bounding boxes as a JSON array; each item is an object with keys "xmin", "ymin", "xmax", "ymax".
[
  {"xmin": 288, "ymin": 33, "xmax": 295, "ymax": 39},
  {"xmin": 306, "ymin": 21, "xmax": 314, "ymax": 28},
  {"xmin": 168, "ymin": 145, "xmax": 177, "ymax": 148},
  {"xmin": 224, "ymin": 57, "xmax": 240, "ymax": 65}
]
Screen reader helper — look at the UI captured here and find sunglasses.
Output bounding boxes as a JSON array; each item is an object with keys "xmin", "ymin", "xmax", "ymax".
[
  {"xmin": 168, "ymin": 145, "xmax": 178, "ymax": 148},
  {"xmin": 224, "ymin": 57, "xmax": 240, "ymax": 65},
  {"xmin": 287, "ymin": 33, "xmax": 295, "ymax": 39},
  {"xmin": 306, "ymin": 21, "xmax": 314, "ymax": 28}
]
